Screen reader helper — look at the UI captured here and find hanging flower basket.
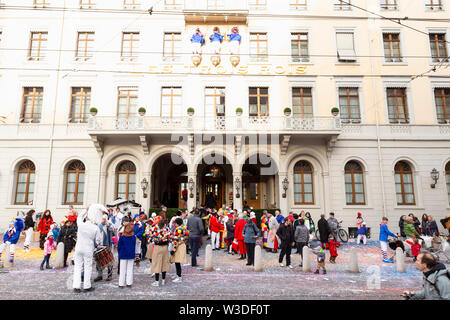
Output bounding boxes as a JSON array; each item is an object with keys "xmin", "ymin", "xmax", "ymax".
[
  {"xmin": 331, "ymin": 107, "xmax": 340, "ymax": 116},
  {"xmin": 89, "ymin": 107, "xmax": 98, "ymax": 116},
  {"xmin": 187, "ymin": 107, "xmax": 195, "ymax": 116},
  {"xmin": 283, "ymin": 107, "xmax": 292, "ymax": 117},
  {"xmin": 235, "ymin": 107, "xmax": 243, "ymax": 116},
  {"xmin": 138, "ymin": 107, "xmax": 146, "ymax": 116}
]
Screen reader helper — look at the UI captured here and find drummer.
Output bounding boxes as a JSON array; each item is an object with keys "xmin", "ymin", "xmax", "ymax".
[{"xmin": 94, "ymin": 214, "xmax": 115, "ymax": 282}]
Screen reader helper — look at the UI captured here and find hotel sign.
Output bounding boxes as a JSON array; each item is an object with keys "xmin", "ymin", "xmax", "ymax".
[{"xmin": 146, "ymin": 64, "xmax": 307, "ymax": 75}]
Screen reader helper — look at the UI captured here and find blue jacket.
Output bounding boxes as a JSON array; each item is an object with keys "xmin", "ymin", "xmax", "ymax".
[
  {"xmin": 3, "ymin": 218, "xmax": 25, "ymax": 244},
  {"xmin": 228, "ymin": 33, "xmax": 242, "ymax": 43},
  {"xmin": 379, "ymin": 224, "xmax": 396, "ymax": 242},
  {"xmin": 357, "ymin": 226, "xmax": 367, "ymax": 235},
  {"xmin": 134, "ymin": 223, "xmax": 143, "ymax": 241},
  {"xmin": 210, "ymin": 33, "xmax": 223, "ymax": 43},
  {"xmin": 276, "ymin": 214, "xmax": 285, "ymax": 225},
  {"xmin": 118, "ymin": 235, "xmax": 136, "ymax": 260},
  {"xmin": 191, "ymin": 33, "xmax": 205, "ymax": 45}
]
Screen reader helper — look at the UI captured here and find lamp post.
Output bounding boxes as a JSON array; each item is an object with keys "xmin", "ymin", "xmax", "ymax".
[
  {"xmin": 140, "ymin": 178, "xmax": 149, "ymax": 198},
  {"xmin": 430, "ymin": 168, "xmax": 439, "ymax": 188},
  {"xmin": 282, "ymin": 177, "xmax": 289, "ymax": 198},
  {"xmin": 188, "ymin": 178, "xmax": 195, "ymax": 198},
  {"xmin": 235, "ymin": 177, "xmax": 241, "ymax": 198}
]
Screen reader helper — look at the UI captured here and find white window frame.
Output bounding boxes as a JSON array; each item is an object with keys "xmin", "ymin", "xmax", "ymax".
[
  {"xmin": 335, "ymin": 28, "xmax": 358, "ymax": 64},
  {"xmin": 289, "ymin": 28, "xmax": 312, "ymax": 64}
]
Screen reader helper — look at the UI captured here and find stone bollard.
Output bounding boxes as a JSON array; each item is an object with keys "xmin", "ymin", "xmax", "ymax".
[
  {"xmin": 349, "ymin": 247, "xmax": 360, "ymax": 273},
  {"xmin": 3, "ymin": 243, "xmax": 13, "ymax": 268},
  {"xmin": 204, "ymin": 244, "xmax": 213, "ymax": 271},
  {"xmin": 302, "ymin": 246, "xmax": 311, "ymax": 272},
  {"xmin": 54, "ymin": 242, "xmax": 65, "ymax": 269},
  {"xmin": 254, "ymin": 245, "xmax": 263, "ymax": 272},
  {"xmin": 396, "ymin": 247, "xmax": 406, "ymax": 273}
]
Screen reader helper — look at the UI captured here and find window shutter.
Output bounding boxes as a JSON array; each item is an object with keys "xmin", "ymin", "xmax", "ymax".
[{"xmin": 337, "ymin": 32, "xmax": 356, "ymax": 61}]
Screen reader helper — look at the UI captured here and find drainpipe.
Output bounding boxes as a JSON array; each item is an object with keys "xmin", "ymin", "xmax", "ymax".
[
  {"xmin": 44, "ymin": 0, "xmax": 66, "ymax": 209},
  {"xmin": 366, "ymin": 1, "xmax": 387, "ymax": 219}
]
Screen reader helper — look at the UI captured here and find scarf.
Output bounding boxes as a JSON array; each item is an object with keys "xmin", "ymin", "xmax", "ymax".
[{"xmin": 123, "ymin": 223, "xmax": 134, "ymax": 237}]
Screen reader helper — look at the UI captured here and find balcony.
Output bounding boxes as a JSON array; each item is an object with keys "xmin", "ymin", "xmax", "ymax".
[{"xmin": 183, "ymin": 0, "xmax": 248, "ymax": 24}]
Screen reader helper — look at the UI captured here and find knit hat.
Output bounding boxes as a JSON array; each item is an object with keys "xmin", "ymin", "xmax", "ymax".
[
  {"xmin": 357, "ymin": 212, "xmax": 362, "ymax": 216},
  {"xmin": 151, "ymin": 213, "xmax": 157, "ymax": 218},
  {"xmin": 250, "ymin": 212, "xmax": 256, "ymax": 218},
  {"xmin": 134, "ymin": 214, "xmax": 140, "ymax": 219},
  {"xmin": 46, "ymin": 233, "xmax": 54, "ymax": 239}
]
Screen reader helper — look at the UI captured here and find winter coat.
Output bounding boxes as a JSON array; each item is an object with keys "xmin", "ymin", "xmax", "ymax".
[
  {"xmin": 403, "ymin": 221, "xmax": 420, "ymax": 238},
  {"xmin": 134, "ymin": 222, "xmax": 144, "ymax": 241},
  {"xmin": 422, "ymin": 220, "xmax": 429, "ymax": 236},
  {"xmin": 314, "ymin": 251, "xmax": 326, "ymax": 263},
  {"xmin": 187, "ymin": 215, "xmax": 204, "ymax": 238},
  {"xmin": 52, "ymin": 228, "xmax": 60, "ymax": 242},
  {"xmin": 43, "ymin": 239, "xmax": 57, "ymax": 256},
  {"xmin": 266, "ymin": 216, "xmax": 279, "ymax": 249},
  {"xmin": 24, "ymin": 216, "xmax": 35, "ymax": 231},
  {"xmin": 99, "ymin": 222, "xmax": 115, "ymax": 247},
  {"xmin": 357, "ymin": 226, "xmax": 367, "ymax": 235},
  {"xmin": 399, "ymin": 218, "xmax": 406, "ymax": 237},
  {"xmin": 411, "ymin": 264, "xmax": 450, "ymax": 300},
  {"xmin": 318, "ymin": 218, "xmax": 330, "ymax": 243},
  {"xmin": 276, "ymin": 223, "xmax": 294, "ymax": 245},
  {"xmin": 118, "ymin": 234, "xmax": 136, "ymax": 260},
  {"xmin": 294, "ymin": 225, "xmax": 309, "ymax": 244},
  {"xmin": 38, "ymin": 216, "xmax": 53, "ymax": 235},
  {"xmin": 243, "ymin": 221, "xmax": 260, "ymax": 244},
  {"xmin": 379, "ymin": 223, "xmax": 396, "ymax": 242},
  {"xmin": 234, "ymin": 219, "xmax": 246, "ymax": 241},
  {"xmin": 329, "ymin": 240, "xmax": 340, "ymax": 257},
  {"xmin": 209, "ymin": 215, "xmax": 224, "ymax": 233},
  {"xmin": 226, "ymin": 221, "xmax": 235, "ymax": 240},
  {"xmin": 405, "ymin": 240, "xmax": 421, "ymax": 257},
  {"xmin": 305, "ymin": 217, "xmax": 315, "ymax": 232},
  {"xmin": 411, "ymin": 217, "xmax": 421, "ymax": 234},
  {"xmin": 327, "ymin": 218, "xmax": 339, "ymax": 234},
  {"xmin": 3, "ymin": 219, "xmax": 25, "ymax": 244},
  {"xmin": 427, "ymin": 221, "xmax": 439, "ymax": 236},
  {"xmin": 57, "ymin": 225, "xmax": 76, "ymax": 254},
  {"xmin": 74, "ymin": 211, "xmax": 102, "ymax": 255}
]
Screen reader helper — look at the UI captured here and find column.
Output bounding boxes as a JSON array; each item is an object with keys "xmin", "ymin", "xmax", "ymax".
[
  {"xmin": 233, "ymin": 172, "xmax": 242, "ymax": 210},
  {"xmin": 99, "ymin": 171, "xmax": 107, "ymax": 205},
  {"xmin": 143, "ymin": 172, "xmax": 152, "ymax": 211},
  {"xmin": 187, "ymin": 172, "xmax": 197, "ymax": 210},
  {"xmin": 323, "ymin": 171, "xmax": 331, "ymax": 214},
  {"xmin": 278, "ymin": 172, "xmax": 288, "ymax": 215}
]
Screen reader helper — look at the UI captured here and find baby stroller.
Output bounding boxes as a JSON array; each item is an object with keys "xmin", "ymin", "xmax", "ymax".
[{"xmin": 425, "ymin": 236, "xmax": 450, "ymax": 263}]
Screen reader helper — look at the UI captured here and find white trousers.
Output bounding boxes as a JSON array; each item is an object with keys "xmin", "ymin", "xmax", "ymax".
[
  {"xmin": 119, "ymin": 259, "xmax": 134, "ymax": 286},
  {"xmin": 191, "ymin": 42, "xmax": 202, "ymax": 54},
  {"xmin": 73, "ymin": 250, "xmax": 93, "ymax": 289},
  {"xmin": 24, "ymin": 228, "xmax": 33, "ymax": 247},
  {"xmin": 0, "ymin": 243, "xmax": 15, "ymax": 256},
  {"xmin": 357, "ymin": 234, "xmax": 367, "ymax": 245},
  {"xmin": 211, "ymin": 231, "xmax": 220, "ymax": 249}
]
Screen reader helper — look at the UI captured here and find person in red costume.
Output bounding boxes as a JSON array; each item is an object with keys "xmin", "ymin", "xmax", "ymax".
[
  {"xmin": 209, "ymin": 212, "xmax": 223, "ymax": 250},
  {"xmin": 328, "ymin": 234, "xmax": 341, "ymax": 264},
  {"xmin": 38, "ymin": 210, "xmax": 54, "ymax": 250},
  {"xmin": 234, "ymin": 212, "xmax": 247, "ymax": 260}
]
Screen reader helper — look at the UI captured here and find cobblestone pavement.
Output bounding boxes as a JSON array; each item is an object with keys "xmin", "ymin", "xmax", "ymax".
[{"xmin": 1, "ymin": 239, "xmax": 447, "ymax": 300}]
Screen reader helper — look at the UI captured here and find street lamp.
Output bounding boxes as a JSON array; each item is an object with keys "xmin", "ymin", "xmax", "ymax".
[
  {"xmin": 140, "ymin": 178, "xmax": 149, "ymax": 198},
  {"xmin": 282, "ymin": 177, "xmax": 289, "ymax": 198},
  {"xmin": 430, "ymin": 168, "xmax": 439, "ymax": 188},
  {"xmin": 188, "ymin": 178, "xmax": 195, "ymax": 198},
  {"xmin": 235, "ymin": 177, "xmax": 241, "ymax": 198}
]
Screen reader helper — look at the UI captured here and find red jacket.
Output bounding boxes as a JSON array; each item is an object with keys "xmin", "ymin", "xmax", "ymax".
[
  {"xmin": 209, "ymin": 215, "xmax": 223, "ymax": 233},
  {"xmin": 234, "ymin": 219, "xmax": 246, "ymax": 241},
  {"xmin": 38, "ymin": 216, "xmax": 53, "ymax": 235},
  {"xmin": 406, "ymin": 240, "xmax": 421, "ymax": 257},
  {"xmin": 329, "ymin": 240, "xmax": 340, "ymax": 257}
]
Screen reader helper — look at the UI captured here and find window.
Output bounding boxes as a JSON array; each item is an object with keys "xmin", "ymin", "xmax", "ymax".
[
  {"xmin": 345, "ymin": 161, "xmax": 365, "ymax": 205},
  {"xmin": 435, "ymin": 88, "xmax": 450, "ymax": 123},
  {"xmin": 121, "ymin": 32, "xmax": 139, "ymax": 58},
  {"xmin": 429, "ymin": 33, "xmax": 448, "ymax": 63},
  {"xmin": 335, "ymin": 0, "xmax": 351, "ymax": 10},
  {"xmin": 163, "ymin": 32, "xmax": 182, "ymax": 61},
  {"xmin": 290, "ymin": 0, "xmax": 307, "ymax": 10},
  {"xmin": 336, "ymin": 31, "xmax": 356, "ymax": 62},
  {"xmin": 14, "ymin": 160, "xmax": 35, "ymax": 205},
  {"xmin": 292, "ymin": 87, "xmax": 313, "ymax": 117},
  {"xmin": 249, "ymin": 0, "xmax": 266, "ymax": 9},
  {"xmin": 64, "ymin": 160, "xmax": 85, "ymax": 205},
  {"xmin": 425, "ymin": 0, "xmax": 443, "ymax": 10},
  {"xmin": 117, "ymin": 88, "xmax": 138, "ymax": 118},
  {"xmin": 80, "ymin": 0, "xmax": 95, "ymax": 7},
  {"xmin": 21, "ymin": 87, "xmax": 43, "ymax": 123},
  {"xmin": 205, "ymin": 87, "xmax": 226, "ymax": 116},
  {"xmin": 207, "ymin": 0, "xmax": 224, "ymax": 9},
  {"xmin": 70, "ymin": 87, "xmax": 91, "ymax": 123},
  {"xmin": 161, "ymin": 87, "xmax": 182, "ymax": 117},
  {"xmin": 249, "ymin": 87, "xmax": 269, "ymax": 116},
  {"xmin": 339, "ymin": 87, "xmax": 361, "ymax": 122},
  {"xmin": 394, "ymin": 161, "xmax": 415, "ymax": 205},
  {"xmin": 250, "ymin": 33, "xmax": 268, "ymax": 62},
  {"xmin": 124, "ymin": 0, "xmax": 139, "ymax": 8},
  {"xmin": 29, "ymin": 32, "xmax": 48, "ymax": 60},
  {"xmin": 383, "ymin": 33, "xmax": 403, "ymax": 62},
  {"xmin": 293, "ymin": 161, "xmax": 314, "ymax": 205},
  {"xmin": 446, "ymin": 162, "xmax": 450, "ymax": 204},
  {"xmin": 380, "ymin": 0, "xmax": 398, "ymax": 10},
  {"xmin": 76, "ymin": 32, "xmax": 94, "ymax": 59},
  {"xmin": 116, "ymin": 161, "xmax": 136, "ymax": 201},
  {"xmin": 291, "ymin": 33, "xmax": 309, "ymax": 62},
  {"xmin": 387, "ymin": 88, "xmax": 409, "ymax": 123}
]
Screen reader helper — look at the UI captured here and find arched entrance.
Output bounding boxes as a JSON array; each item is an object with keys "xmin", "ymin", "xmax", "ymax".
[{"xmin": 151, "ymin": 154, "xmax": 188, "ymax": 209}]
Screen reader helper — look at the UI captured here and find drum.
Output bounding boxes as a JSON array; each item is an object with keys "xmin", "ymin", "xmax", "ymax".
[{"xmin": 94, "ymin": 247, "xmax": 114, "ymax": 269}]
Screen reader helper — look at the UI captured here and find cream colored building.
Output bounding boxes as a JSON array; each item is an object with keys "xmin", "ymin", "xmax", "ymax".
[{"xmin": 0, "ymin": 0, "xmax": 449, "ymax": 236}]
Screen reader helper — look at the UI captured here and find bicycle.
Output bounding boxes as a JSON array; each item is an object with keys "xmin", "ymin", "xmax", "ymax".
[{"xmin": 315, "ymin": 220, "xmax": 349, "ymax": 243}]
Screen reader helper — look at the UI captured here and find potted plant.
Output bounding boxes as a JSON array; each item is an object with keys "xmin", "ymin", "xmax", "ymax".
[
  {"xmin": 235, "ymin": 107, "xmax": 243, "ymax": 116},
  {"xmin": 331, "ymin": 107, "xmax": 340, "ymax": 116},
  {"xmin": 283, "ymin": 107, "xmax": 292, "ymax": 116},
  {"xmin": 138, "ymin": 107, "xmax": 146, "ymax": 116},
  {"xmin": 187, "ymin": 107, "xmax": 195, "ymax": 116},
  {"xmin": 89, "ymin": 107, "xmax": 98, "ymax": 116}
]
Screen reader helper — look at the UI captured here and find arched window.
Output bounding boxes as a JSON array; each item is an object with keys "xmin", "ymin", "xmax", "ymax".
[
  {"xmin": 64, "ymin": 160, "xmax": 85, "ymax": 205},
  {"xmin": 344, "ymin": 161, "xmax": 365, "ymax": 205},
  {"xmin": 116, "ymin": 161, "xmax": 136, "ymax": 200},
  {"xmin": 293, "ymin": 160, "xmax": 314, "ymax": 205},
  {"xmin": 14, "ymin": 160, "xmax": 36, "ymax": 205},
  {"xmin": 446, "ymin": 162, "xmax": 450, "ymax": 205},
  {"xmin": 394, "ymin": 161, "xmax": 415, "ymax": 205}
]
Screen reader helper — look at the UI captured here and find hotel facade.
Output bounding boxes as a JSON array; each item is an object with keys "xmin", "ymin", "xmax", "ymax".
[{"xmin": 0, "ymin": 0, "xmax": 450, "ymax": 236}]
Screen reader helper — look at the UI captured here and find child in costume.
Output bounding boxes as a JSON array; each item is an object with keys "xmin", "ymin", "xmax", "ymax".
[
  {"xmin": 357, "ymin": 221, "xmax": 368, "ymax": 245},
  {"xmin": 147, "ymin": 219, "xmax": 172, "ymax": 286},
  {"xmin": 170, "ymin": 218, "xmax": 189, "ymax": 282},
  {"xmin": 405, "ymin": 237, "xmax": 421, "ymax": 262},
  {"xmin": 118, "ymin": 217, "xmax": 136, "ymax": 288},
  {"xmin": 379, "ymin": 217, "xmax": 397, "ymax": 263},
  {"xmin": 38, "ymin": 210, "xmax": 53, "ymax": 250},
  {"xmin": 260, "ymin": 212, "xmax": 269, "ymax": 248},
  {"xmin": 40, "ymin": 233, "xmax": 57, "ymax": 270},
  {"xmin": 133, "ymin": 214, "xmax": 144, "ymax": 266},
  {"xmin": 328, "ymin": 234, "xmax": 340, "ymax": 264},
  {"xmin": 0, "ymin": 218, "xmax": 25, "ymax": 265},
  {"xmin": 313, "ymin": 248, "xmax": 326, "ymax": 274}
]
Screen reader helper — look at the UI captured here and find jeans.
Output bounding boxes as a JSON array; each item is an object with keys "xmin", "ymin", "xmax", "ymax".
[
  {"xmin": 189, "ymin": 237, "xmax": 200, "ymax": 266},
  {"xmin": 40, "ymin": 254, "xmax": 51, "ymax": 268},
  {"xmin": 279, "ymin": 242, "xmax": 292, "ymax": 266},
  {"xmin": 245, "ymin": 243, "xmax": 256, "ymax": 265}
]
